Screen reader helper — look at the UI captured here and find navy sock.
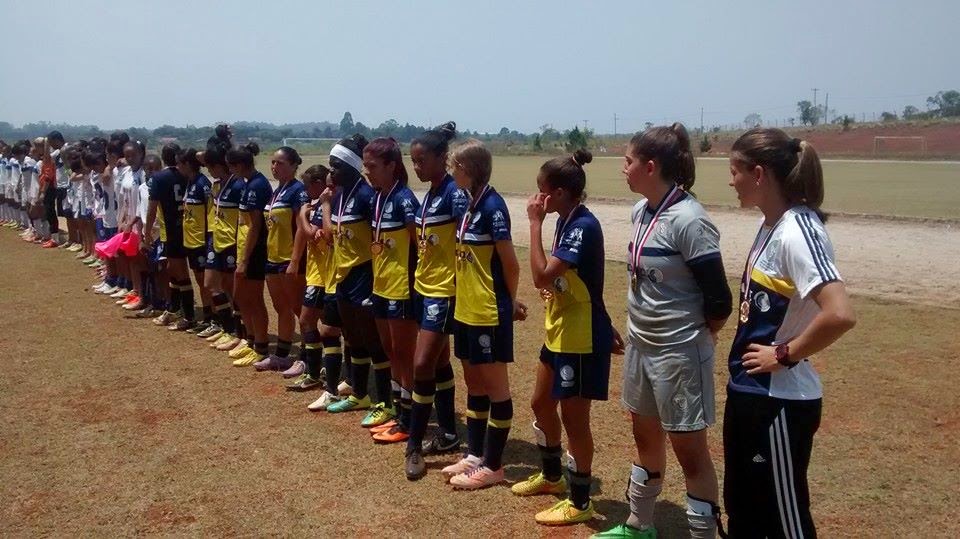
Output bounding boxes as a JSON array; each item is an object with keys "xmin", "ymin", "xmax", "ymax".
[
  {"xmin": 321, "ymin": 337, "xmax": 342, "ymax": 393},
  {"xmin": 371, "ymin": 351, "xmax": 392, "ymax": 405},
  {"xmin": 540, "ymin": 444, "xmax": 564, "ymax": 482},
  {"xmin": 253, "ymin": 341, "xmax": 269, "ymax": 356},
  {"xmin": 407, "ymin": 378, "xmax": 436, "ymax": 452},
  {"xmin": 350, "ymin": 349, "xmax": 371, "ymax": 400},
  {"xmin": 569, "ymin": 469, "xmax": 592, "ymax": 510},
  {"xmin": 179, "ymin": 281, "xmax": 195, "ymax": 321},
  {"xmin": 434, "ymin": 363, "xmax": 457, "ymax": 436},
  {"xmin": 465, "ymin": 395, "xmax": 490, "ymax": 459},
  {"xmin": 275, "ymin": 339, "xmax": 292, "ymax": 358},
  {"xmin": 202, "ymin": 305, "xmax": 213, "ymax": 323},
  {"xmin": 304, "ymin": 330, "xmax": 322, "ymax": 377},
  {"xmin": 484, "ymin": 399, "xmax": 513, "ymax": 471}
]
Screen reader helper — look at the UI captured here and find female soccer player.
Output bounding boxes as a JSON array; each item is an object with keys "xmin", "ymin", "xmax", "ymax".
[
  {"xmin": 404, "ymin": 122, "xmax": 464, "ymax": 480},
  {"xmin": 443, "ymin": 139, "xmax": 526, "ymax": 490},
  {"xmin": 323, "ymin": 134, "xmax": 394, "ymax": 425},
  {"xmin": 115, "ymin": 141, "xmax": 147, "ymax": 308},
  {"xmin": 176, "ymin": 148, "xmax": 215, "ymax": 332},
  {"xmin": 226, "ymin": 142, "xmax": 272, "ymax": 366},
  {"xmin": 361, "ymin": 137, "xmax": 420, "ymax": 444},
  {"xmin": 724, "ymin": 128, "xmax": 855, "ymax": 538},
  {"xmin": 254, "ymin": 146, "xmax": 308, "ymax": 371},
  {"xmin": 514, "ymin": 149, "xmax": 622, "ymax": 525},
  {"xmin": 594, "ymin": 123, "xmax": 732, "ymax": 539}
]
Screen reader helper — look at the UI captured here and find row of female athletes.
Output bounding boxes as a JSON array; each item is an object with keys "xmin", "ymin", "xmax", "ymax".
[{"xmin": 4, "ymin": 121, "xmax": 855, "ymax": 538}]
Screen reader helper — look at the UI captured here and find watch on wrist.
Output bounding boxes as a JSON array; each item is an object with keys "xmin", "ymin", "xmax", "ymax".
[{"xmin": 775, "ymin": 343, "xmax": 798, "ymax": 368}]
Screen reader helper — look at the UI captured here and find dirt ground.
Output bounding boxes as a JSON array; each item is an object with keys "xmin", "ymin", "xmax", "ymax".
[
  {"xmin": 1, "ymin": 216, "xmax": 958, "ymax": 537},
  {"xmin": 501, "ymin": 195, "xmax": 960, "ymax": 308}
]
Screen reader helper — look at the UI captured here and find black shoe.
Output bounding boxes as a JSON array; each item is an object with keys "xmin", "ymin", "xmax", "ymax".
[
  {"xmin": 422, "ymin": 432, "xmax": 461, "ymax": 455},
  {"xmin": 405, "ymin": 448, "xmax": 426, "ymax": 481}
]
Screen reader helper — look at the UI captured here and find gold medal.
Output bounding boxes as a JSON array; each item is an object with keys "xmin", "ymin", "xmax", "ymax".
[
  {"xmin": 539, "ymin": 288, "xmax": 554, "ymax": 302},
  {"xmin": 739, "ymin": 300, "xmax": 750, "ymax": 323},
  {"xmin": 418, "ymin": 238, "xmax": 428, "ymax": 255},
  {"xmin": 370, "ymin": 241, "xmax": 384, "ymax": 255}
]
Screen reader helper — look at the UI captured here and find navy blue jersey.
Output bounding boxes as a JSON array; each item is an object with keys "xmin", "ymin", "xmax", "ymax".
[{"xmin": 149, "ymin": 167, "xmax": 188, "ymax": 236}]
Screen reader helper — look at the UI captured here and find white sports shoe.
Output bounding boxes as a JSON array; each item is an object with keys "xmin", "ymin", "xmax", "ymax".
[
  {"xmin": 109, "ymin": 288, "xmax": 129, "ymax": 298},
  {"xmin": 337, "ymin": 380, "xmax": 353, "ymax": 396},
  {"xmin": 307, "ymin": 391, "xmax": 339, "ymax": 412}
]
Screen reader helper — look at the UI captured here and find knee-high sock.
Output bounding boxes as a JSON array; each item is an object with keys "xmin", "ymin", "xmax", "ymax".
[
  {"xmin": 408, "ymin": 378, "xmax": 436, "ymax": 452},
  {"xmin": 178, "ymin": 280, "xmax": 195, "ymax": 321},
  {"xmin": 371, "ymin": 350, "xmax": 392, "ymax": 406},
  {"xmin": 321, "ymin": 336, "xmax": 342, "ymax": 393},
  {"xmin": 434, "ymin": 363, "xmax": 457, "ymax": 436},
  {"xmin": 484, "ymin": 398, "xmax": 513, "ymax": 471},
  {"xmin": 303, "ymin": 330, "xmax": 322, "ymax": 378},
  {"xmin": 349, "ymin": 349, "xmax": 371, "ymax": 400},
  {"xmin": 465, "ymin": 394, "xmax": 490, "ymax": 459},
  {"xmin": 213, "ymin": 293, "xmax": 235, "ymax": 334}
]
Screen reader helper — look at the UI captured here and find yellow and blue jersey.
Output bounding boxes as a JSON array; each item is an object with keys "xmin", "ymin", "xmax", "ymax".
[
  {"xmin": 305, "ymin": 204, "xmax": 333, "ymax": 288},
  {"xmin": 330, "ymin": 178, "xmax": 375, "ymax": 302},
  {"xmin": 183, "ymin": 173, "xmax": 212, "ymax": 249},
  {"xmin": 206, "ymin": 179, "xmax": 222, "ymax": 232},
  {"xmin": 372, "ymin": 184, "xmax": 419, "ymax": 300},
  {"xmin": 265, "ymin": 179, "xmax": 307, "ymax": 264},
  {"xmin": 238, "ymin": 172, "xmax": 271, "ymax": 255},
  {"xmin": 414, "ymin": 175, "xmax": 468, "ymax": 298},
  {"xmin": 213, "ymin": 176, "xmax": 244, "ymax": 253},
  {"xmin": 543, "ymin": 205, "xmax": 612, "ymax": 354},
  {"xmin": 453, "ymin": 186, "xmax": 512, "ymax": 326}
]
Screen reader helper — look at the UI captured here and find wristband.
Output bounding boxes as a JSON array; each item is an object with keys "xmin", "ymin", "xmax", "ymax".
[{"xmin": 775, "ymin": 342, "xmax": 799, "ymax": 369}]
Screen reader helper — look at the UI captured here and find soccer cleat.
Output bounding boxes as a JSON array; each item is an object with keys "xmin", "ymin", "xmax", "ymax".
[
  {"xmin": 405, "ymin": 448, "xmax": 427, "ymax": 481},
  {"xmin": 449, "ymin": 465, "xmax": 504, "ymax": 490},
  {"xmin": 307, "ymin": 390, "xmax": 339, "ymax": 411},
  {"xmin": 204, "ymin": 329, "xmax": 225, "ymax": 342},
  {"xmin": 42, "ymin": 240, "xmax": 57, "ymax": 248},
  {"xmin": 280, "ymin": 360, "xmax": 305, "ymax": 379},
  {"xmin": 422, "ymin": 432, "xmax": 462, "ymax": 455},
  {"xmin": 170, "ymin": 319, "xmax": 195, "ymax": 331},
  {"xmin": 110, "ymin": 288, "xmax": 130, "ymax": 299},
  {"xmin": 326, "ymin": 394, "xmax": 371, "ymax": 413},
  {"xmin": 219, "ymin": 337, "xmax": 245, "ymax": 352},
  {"xmin": 535, "ymin": 499, "xmax": 595, "ymax": 526},
  {"xmin": 372, "ymin": 425, "xmax": 410, "ymax": 444},
  {"xmin": 123, "ymin": 299, "xmax": 147, "ymax": 311},
  {"xmin": 511, "ymin": 472, "xmax": 567, "ymax": 497},
  {"xmin": 227, "ymin": 340, "xmax": 251, "ymax": 358},
  {"xmin": 68, "ymin": 244, "xmax": 83, "ymax": 252},
  {"xmin": 441, "ymin": 454, "xmax": 483, "ymax": 479},
  {"xmin": 286, "ymin": 373, "xmax": 322, "ymax": 391},
  {"xmin": 590, "ymin": 524, "xmax": 657, "ymax": 538},
  {"xmin": 118, "ymin": 294, "xmax": 139, "ymax": 306},
  {"xmin": 58, "ymin": 241, "xmax": 72, "ymax": 249},
  {"xmin": 255, "ymin": 354, "xmax": 292, "ymax": 372},
  {"xmin": 186, "ymin": 321, "xmax": 209, "ymax": 334},
  {"xmin": 153, "ymin": 311, "xmax": 177, "ymax": 325},
  {"xmin": 211, "ymin": 334, "xmax": 235, "ymax": 348},
  {"xmin": 135, "ymin": 307, "xmax": 159, "ymax": 318},
  {"xmin": 232, "ymin": 349, "xmax": 263, "ymax": 367},
  {"xmin": 368, "ymin": 419, "xmax": 397, "ymax": 434},
  {"xmin": 360, "ymin": 403, "xmax": 396, "ymax": 428},
  {"xmin": 197, "ymin": 324, "xmax": 221, "ymax": 338},
  {"xmin": 336, "ymin": 380, "xmax": 353, "ymax": 396}
]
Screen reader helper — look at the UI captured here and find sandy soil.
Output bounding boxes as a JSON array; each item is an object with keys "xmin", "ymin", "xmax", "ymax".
[{"xmin": 501, "ymin": 195, "xmax": 960, "ymax": 308}]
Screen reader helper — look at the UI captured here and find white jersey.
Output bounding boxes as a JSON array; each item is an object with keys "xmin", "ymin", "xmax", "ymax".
[
  {"xmin": 1, "ymin": 157, "xmax": 9, "ymax": 191},
  {"xmin": 22, "ymin": 157, "xmax": 39, "ymax": 202},
  {"xmin": 138, "ymin": 180, "xmax": 150, "ymax": 226},
  {"xmin": 100, "ymin": 168, "xmax": 118, "ymax": 228},
  {"xmin": 91, "ymin": 171, "xmax": 105, "ymax": 218},
  {"xmin": 8, "ymin": 158, "xmax": 22, "ymax": 200},
  {"xmin": 727, "ymin": 206, "xmax": 841, "ymax": 400},
  {"xmin": 117, "ymin": 167, "xmax": 143, "ymax": 225},
  {"xmin": 53, "ymin": 149, "xmax": 68, "ymax": 189}
]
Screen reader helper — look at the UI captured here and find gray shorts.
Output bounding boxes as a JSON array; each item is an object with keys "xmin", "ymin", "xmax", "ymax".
[{"xmin": 622, "ymin": 336, "xmax": 715, "ymax": 432}]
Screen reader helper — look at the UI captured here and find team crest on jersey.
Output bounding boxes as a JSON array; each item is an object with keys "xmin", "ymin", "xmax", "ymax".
[
  {"xmin": 754, "ymin": 291, "xmax": 771, "ymax": 312},
  {"xmin": 657, "ymin": 221, "xmax": 670, "ymax": 236},
  {"xmin": 207, "ymin": 251, "xmax": 215, "ymax": 261},
  {"xmin": 471, "ymin": 212, "xmax": 482, "ymax": 224},
  {"xmin": 553, "ymin": 276, "xmax": 569, "ymax": 293},
  {"xmin": 345, "ymin": 198, "xmax": 355, "ymax": 213},
  {"xmin": 646, "ymin": 267, "xmax": 664, "ymax": 283},
  {"xmin": 491, "ymin": 210, "xmax": 505, "ymax": 227},
  {"xmin": 760, "ymin": 239, "xmax": 781, "ymax": 269},
  {"xmin": 431, "ymin": 196, "xmax": 443, "ymax": 209},
  {"xmin": 384, "ymin": 201, "xmax": 394, "ymax": 214},
  {"xmin": 559, "ymin": 365, "xmax": 575, "ymax": 388}
]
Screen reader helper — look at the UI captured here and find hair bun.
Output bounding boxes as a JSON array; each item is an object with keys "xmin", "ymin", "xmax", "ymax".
[
  {"xmin": 438, "ymin": 121, "xmax": 457, "ymax": 141},
  {"xmin": 573, "ymin": 148, "xmax": 593, "ymax": 166},
  {"xmin": 350, "ymin": 134, "xmax": 369, "ymax": 152},
  {"xmin": 791, "ymin": 138, "xmax": 803, "ymax": 152},
  {"xmin": 244, "ymin": 141, "xmax": 260, "ymax": 156}
]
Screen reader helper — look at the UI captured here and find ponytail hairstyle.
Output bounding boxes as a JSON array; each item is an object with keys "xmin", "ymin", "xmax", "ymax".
[
  {"xmin": 106, "ymin": 139, "xmax": 125, "ymax": 159},
  {"xmin": 160, "ymin": 143, "xmax": 181, "ymax": 167},
  {"xmin": 225, "ymin": 141, "xmax": 261, "ymax": 168},
  {"xmin": 731, "ymin": 128, "xmax": 826, "ymax": 221},
  {"xmin": 449, "ymin": 138, "xmax": 492, "ymax": 187},
  {"xmin": 276, "ymin": 146, "xmax": 303, "ymax": 167},
  {"xmin": 540, "ymin": 148, "xmax": 592, "ymax": 201},
  {"xmin": 412, "ymin": 121, "xmax": 457, "ymax": 157},
  {"xmin": 628, "ymin": 122, "xmax": 695, "ymax": 191},
  {"xmin": 176, "ymin": 147, "xmax": 203, "ymax": 173},
  {"xmin": 363, "ymin": 137, "xmax": 408, "ymax": 186}
]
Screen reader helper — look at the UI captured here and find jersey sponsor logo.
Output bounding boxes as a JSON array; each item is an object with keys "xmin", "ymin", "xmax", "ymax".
[{"xmin": 559, "ymin": 365, "xmax": 575, "ymax": 388}]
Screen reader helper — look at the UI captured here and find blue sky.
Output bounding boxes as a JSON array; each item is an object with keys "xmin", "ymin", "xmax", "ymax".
[{"xmin": 1, "ymin": 0, "xmax": 957, "ymax": 133}]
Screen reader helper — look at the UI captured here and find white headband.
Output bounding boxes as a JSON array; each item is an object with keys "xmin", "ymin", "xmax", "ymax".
[{"xmin": 330, "ymin": 144, "xmax": 363, "ymax": 174}]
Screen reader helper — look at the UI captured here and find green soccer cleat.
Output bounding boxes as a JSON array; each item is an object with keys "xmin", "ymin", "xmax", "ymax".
[
  {"xmin": 511, "ymin": 471, "xmax": 567, "ymax": 496},
  {"xmin": 326, "ymin": 394, "xmax": 372, "ymax": 413},
  {"xmin": 360, "ymin": 402, "xmax": 396, "ymax": 428},
  {"xmin": 591, "ymin": 523, "xmax": 657, "ymax": 538}
]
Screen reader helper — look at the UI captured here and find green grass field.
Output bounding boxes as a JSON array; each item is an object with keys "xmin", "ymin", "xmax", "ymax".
[{"xmin": 255, "ymin": 154, "xmax": 960, "ymax": 220}]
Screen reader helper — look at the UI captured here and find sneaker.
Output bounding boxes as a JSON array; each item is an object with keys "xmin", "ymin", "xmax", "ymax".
[
  {"xmin": 69, "ymin": 244, "xmax": 83, "ymax": 252},
  {"xmin": 405, "ymin": 448, "xmax": 427, "ymax": 481},
  {"xmin": 368, "ymin": 419, "xmax": 397, "ymax": 434},
  {"xmin": 83, "ymin": 256, "xmax": 98, "ymax": 265},
  {"xmin": 59, "ymin": 241, "xmax": 72, "ymax": 249},
  {"xmin": 286, "ymin": 373, "xmax": 322, "ymax": 391},
  {"xmin": 211, "ymin": 334, "xmax": 236, "ymax": 349},
  {"xmin": 422, "ymin": 432, "xmax": 462, "ymax": 455},
  {"xmin": 42, "ymin": 240, "xmax": 57, "ymax": 248},
  {"xmin": 360, "ymin": 403, "xmax": 396, "ymax": 428},
  {"xmin": 118, "ymin": 294, "xmax": 139, "ymax": 306},
  {"xmin": 280, "ymin": 360, "xmax": 306, "ymax": 378},
  {"xmin": 221, "ymin": 337, "xmax": 246, "ymax": 353},
  {"xmin": 227, "ymin": 339, "xmax": 251, "ymax": 358},
  {"xmin": 204, "ymin": 329, "xmax": 225, "ymax": 342},
  {"xmin": 307, "ymin": 390, "xmax": 339, "ymax": 411},
  {"xmin": 535, "ymin": 499, "xmax": 595, "ymax": 526},
  {"xmin": 197, "ymin": 324, "xmax": 221, "ymax": 338},
  {"xmin": 372, "ymin": 425, "xmax": 410, "ymax": 444},
  {"xmin": 450, "ymin": 465, "xmax": 504, "ymax": 490},
  {"xmin": 186, "ymin": 321, "xmax": 210, "ymax": 334},
  {"xmin": 232, "ymin": 349, "xmax": 263, "ymax": 367},
  {"xmin": 135, "ymin": 307, "xmax": 159, "ymax": 318},
  {"xmin": 92, "ymin": 282, "xmax": 109, "ymax": 293},
  {"xmin": 254, "ymin": 354, "xmax": 295, "ymax": 372},
  {"xmin": 590, "ymin": 524, "xmax": 657, "ymax": 538},
  {"xmin": 511, "ymin": 472, "xmax": 567, "ymax": 497},
  {"xmin": 123, "ymin": 299, "xmax": 147, "ymax": 311},
  {"xmin": 441, "ymin": 454, "xmax": 483, "ymax": 479},
  {"xmin": 109, "ymin": 288, "xmax": 129, "ymax": 299},
  {"xmin": 169, "ymin": 319, "xmax": 195, "ymax": 331},
  {"xmin": 153, "ymin": 311, "xmax": 178, "ymax": 326},
  {"xmin": 326, "ymin": 394, "xmax": 372, "ymax": 413},
  {"xmin": 337, "ymin": 380, "xmax": 353, "ymax": 396}
]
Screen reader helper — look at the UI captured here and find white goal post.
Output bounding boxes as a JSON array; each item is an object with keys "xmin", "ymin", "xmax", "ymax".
[
  {"xmin": 873, "ymin": 136, "xmax": 927, "ymax": 156},
  {"xmin": 280, "ymin": 137, "xmax": 340, "ymax": 146}
]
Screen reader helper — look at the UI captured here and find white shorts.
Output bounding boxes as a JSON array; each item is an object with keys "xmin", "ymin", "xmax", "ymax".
[{"xmin": 622, "ymin": 335, "xmax": 716, "ymax": 432}]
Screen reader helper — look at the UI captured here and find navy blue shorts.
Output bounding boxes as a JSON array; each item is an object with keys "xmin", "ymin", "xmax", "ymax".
[
  {"xmin": 372, "ymin": 294, "xmax": 415, "ymax": 320},
  {"xmin": 454, "ymin": 317, "xmax": 514, "ymax": 365},
  {"xmin": 148, "ymin": 239, "xmax": 164, "ymax": 266},
  {"xmin": 241, "ymin": 243, "xmax": 267, "ymax": 281},
  {"xmin": 303, "ymin": 285, "xmax": 325, "ymax": 309},
  {"xmin": 539, "ymin": 345, "xmax": 610, "ymax": 401},
  {"xmin": 323, "ymin": 292, "xmax": 342, "ymax": 328},
  {"xmin": 95, "ymin": 219, "xmax": 118, "ymax": 242},
  {"xmin": 206, "ymin": 247, "xmax": 237, "ymax": 273},
  {"xmin": 186, "ymin": 246, "xmax": 207, "ymax": 271},
  {"xmin": 415, "ymin": 295, "xmax": 456, "ymax": 334},
  {"xmin": 265, "ymin": 261, "xmax": 290, "ymax": 275}
]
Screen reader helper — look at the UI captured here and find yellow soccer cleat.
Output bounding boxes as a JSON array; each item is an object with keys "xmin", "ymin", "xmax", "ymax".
[
  {"xmin": 232, "ymin": 349, "xmax": 263, "ymax": 367},
  {"xmin": 227, "ymin": 340, "xmax": 251, "ymax": 358},
  {"xmin": 535, "ymin": 499, "xmax": 595, "ymax": 526},
  {"xmin": 511, "ymin": 472, "xmax": 567, "ymax": 497}
]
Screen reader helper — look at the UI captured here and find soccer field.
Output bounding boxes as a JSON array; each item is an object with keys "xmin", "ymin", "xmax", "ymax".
[
  {"xmin": 255, "ymin": 155, "xmax": 960, "ymax": 220},
  {"xmin": 1, "ymin": 233, "xmax": 958, "ymax": 536}
]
